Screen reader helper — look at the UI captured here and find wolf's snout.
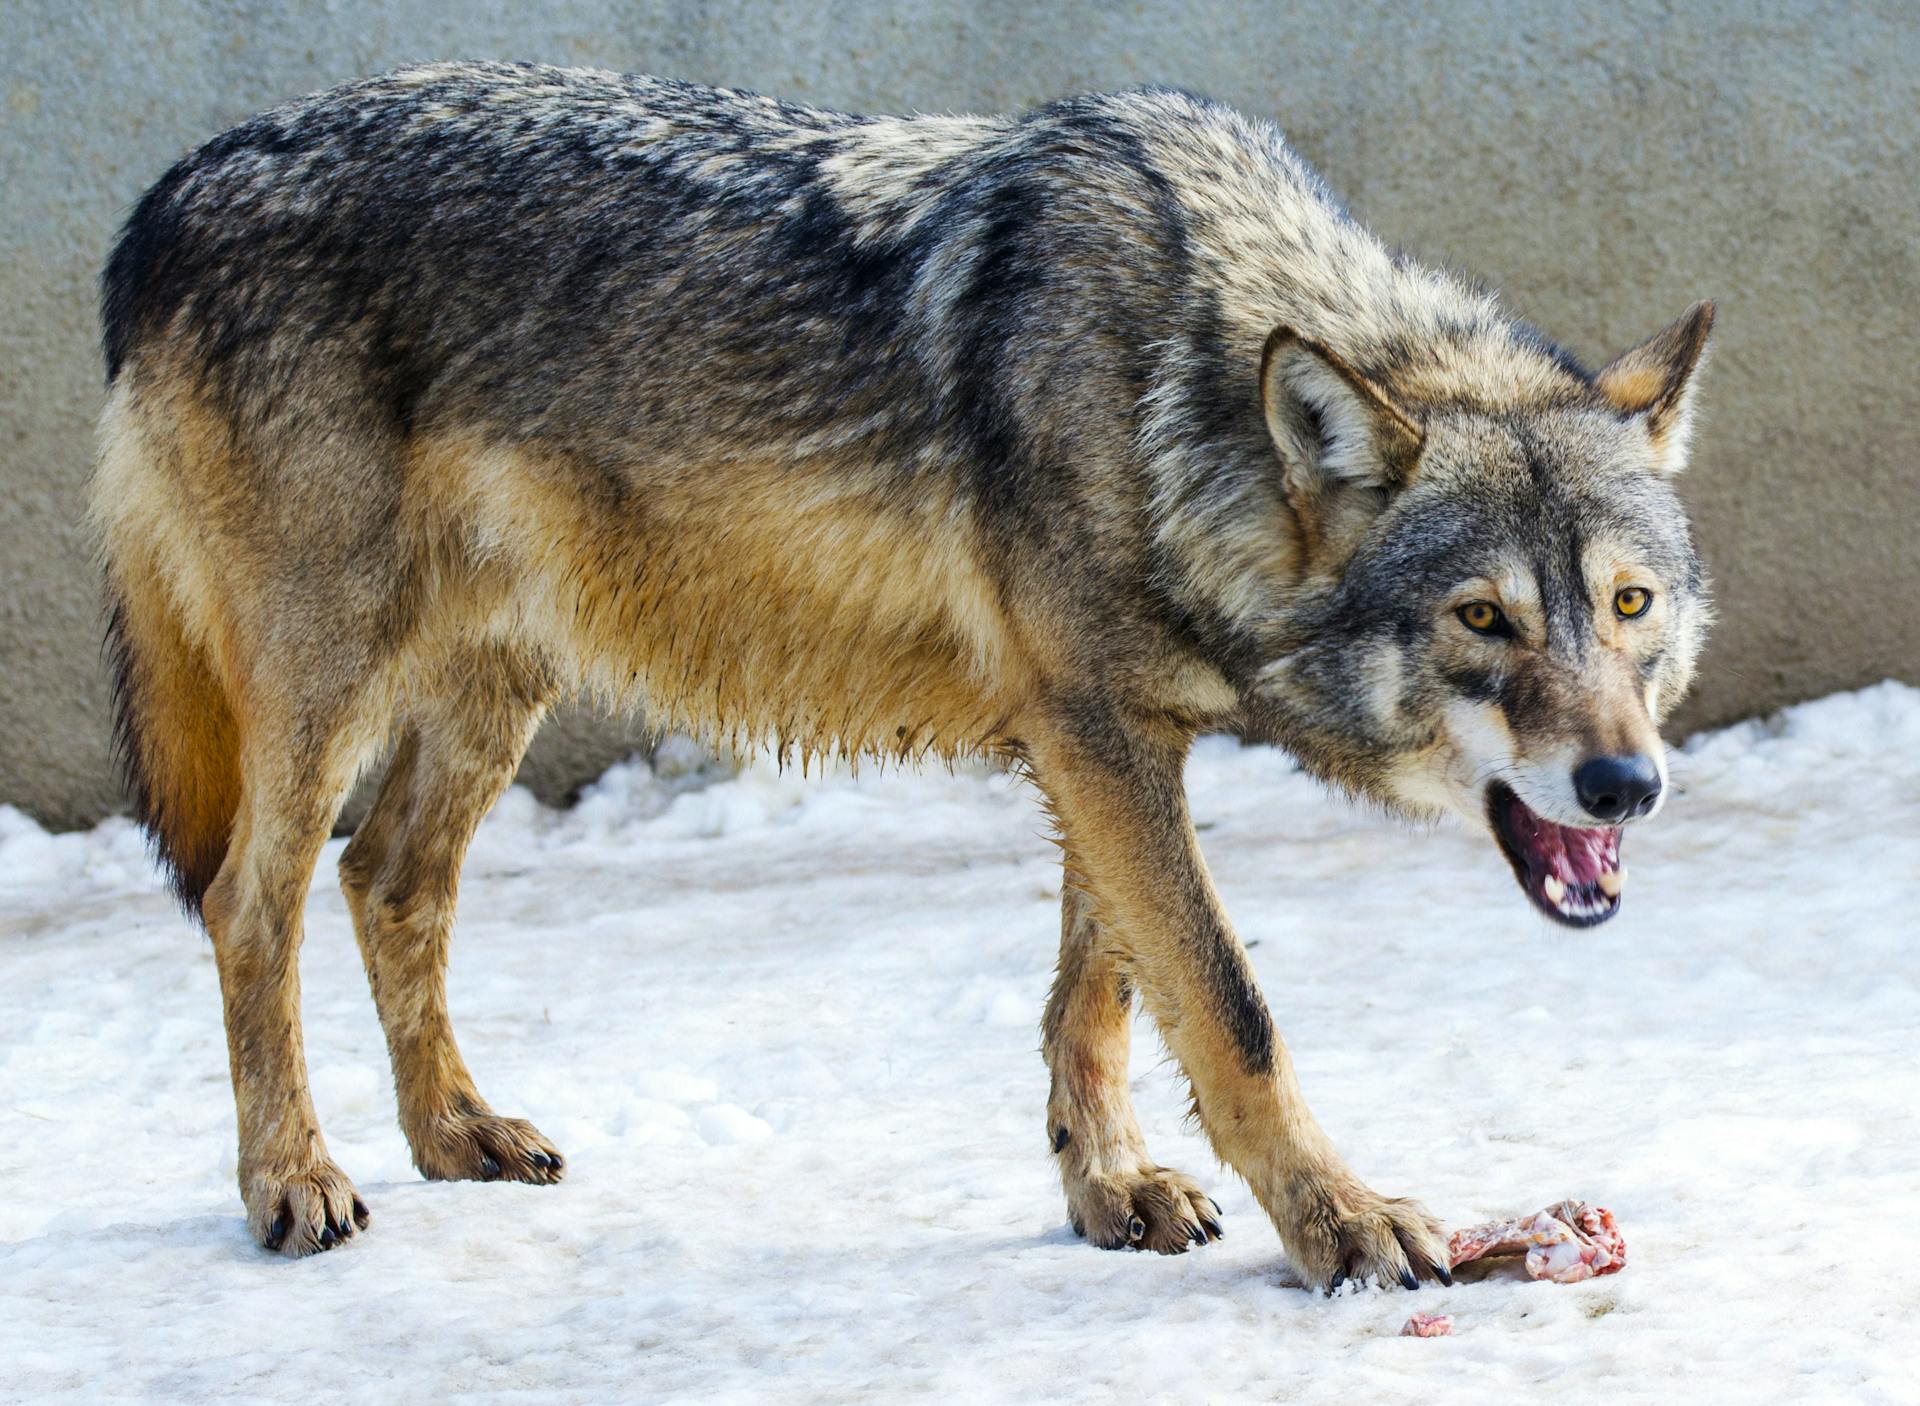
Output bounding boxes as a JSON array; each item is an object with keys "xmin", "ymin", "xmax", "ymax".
[{"xmin": 1572, "ymin": 755, "xmax": 1662, "ymax": 824}]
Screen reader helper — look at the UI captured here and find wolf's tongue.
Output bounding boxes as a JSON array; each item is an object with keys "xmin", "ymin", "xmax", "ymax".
[
  {"xmin": 1492, "ymin": 785, "xmax": 1625, "ymax": 926},
  {"xmin": 1506, "ymin": 798, "xmax": 1618, "ymax": 885}
]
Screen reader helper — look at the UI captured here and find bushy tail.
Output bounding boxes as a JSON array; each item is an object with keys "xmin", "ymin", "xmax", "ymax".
[{"xmin": 102, "ymin": 555, "xmax": 242, "ymax": 920}]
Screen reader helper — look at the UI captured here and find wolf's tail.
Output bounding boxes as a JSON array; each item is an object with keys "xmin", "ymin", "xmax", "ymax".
[{"xmin": 95, "ymin": 418, "xmax": 242, "ymax": 921}]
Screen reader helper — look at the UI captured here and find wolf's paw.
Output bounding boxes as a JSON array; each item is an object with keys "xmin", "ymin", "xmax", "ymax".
[
  {"xmin": 1281, "ymin": 1172, "xmax": 1449, "ymax": 1292},
  {"xmin": 243, "ymin": 1159, "xmax": 370, "ymax": 1257},
  {"xmin": 411, "ymin": 1111, "xmax": 566, "ymax": 1185},
  {"xmin": 1067, "ymin": 1163, "xmax": 1224, "ymax": 1255}
]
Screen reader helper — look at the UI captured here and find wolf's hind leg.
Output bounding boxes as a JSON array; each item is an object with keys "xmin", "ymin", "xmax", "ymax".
[
  {"xmin": 1045, "ymin": 874, "xmax": 1222, "ymax": 1253},
  {"xmin": 204, "ymin": 704, "xmax": 379, "ymax": 1257},
  {"xmin": 339, "ymin": 645, "xmax": 564, "ymax": 1185}
]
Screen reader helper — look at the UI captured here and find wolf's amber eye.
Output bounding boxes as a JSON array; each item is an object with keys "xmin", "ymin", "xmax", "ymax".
[
  {"xmin": 1614, "ymin": 587, "xmax": 1653, "ymax": 619},
  {"xmin": 1457, "ymin": 601, "xmax": 1508, "ymax": 636}
]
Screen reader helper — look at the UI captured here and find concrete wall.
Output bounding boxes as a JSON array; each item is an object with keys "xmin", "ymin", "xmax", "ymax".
[{"xmin": 4, "ymin": 0, "xmax": 1916, "ymax": 828}]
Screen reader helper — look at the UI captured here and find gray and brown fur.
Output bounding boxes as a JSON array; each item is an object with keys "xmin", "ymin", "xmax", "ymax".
[{"xmin": 91, "ymin": 63, "xmax": 1713, "ymax": 1282}]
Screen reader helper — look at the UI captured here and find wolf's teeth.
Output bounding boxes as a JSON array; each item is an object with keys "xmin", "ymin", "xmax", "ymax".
[
  {"xmin": 1597, "ymin": 867, "xmax": 1624, "ymax": 897},
  {"xmin": 1543, "ymin": 874, "xmax": 1567, "ymax": 904}
]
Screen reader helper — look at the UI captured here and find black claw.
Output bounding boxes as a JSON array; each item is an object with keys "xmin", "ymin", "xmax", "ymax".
[
  {"xmin": 530, "ymin": 1152, "xmax": 551, "ymax": 1169},
  {"xmin": 1399, "ymin": 1265, "xmax": 1419, "ymax": 1292},
  {"xmin": 548, "ymin": 1152, "xmax": 563, "ymax": 1172},
  {"xmin": 1434, "ymin": 1262, "xmax": 1453, "ymax": 1287},
  {"xmin": 1201, "ymin": 1218, "xmax": 1224, "ymax": 1240},
  {"xmin": 480, "ymin": 1155, "xmax": 501, "ymax": 1179},
  {"xmin": 352, "ymin": 1197, "xmax": 371, "ymax": 1229},
  {"xmin": 319, "ymin": 1225, "xmax": 336, "ymax": 1249},
  {"xmin": 1209, "ymin": 1197, "xmax": 1223, "ymax": 1218},
  {"xmin": 1328, "ymin": 1271, "xmax": 1347, "ymax": 1296},
  {"xmin": 265, "ymin": 1215, "xmax": 288, "ymax": 1252},
  {"xmin": 1051, "ymin": 1126, "xmax": 1070, "ymax": 1154},
  {"xmin": 1189, "ymin": 1223, "xmax": 1205, "ymax": 1246}
]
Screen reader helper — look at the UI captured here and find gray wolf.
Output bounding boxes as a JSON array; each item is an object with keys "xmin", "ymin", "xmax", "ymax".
[{"xmin": 90, "ymin": 62, "xmax": 1712, "ymax": 1286}]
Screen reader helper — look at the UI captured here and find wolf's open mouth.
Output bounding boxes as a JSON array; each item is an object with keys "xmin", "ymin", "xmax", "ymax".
[{"xmin": 1486, "ymin": 783, "xmax": 1624, "ymax": 928}]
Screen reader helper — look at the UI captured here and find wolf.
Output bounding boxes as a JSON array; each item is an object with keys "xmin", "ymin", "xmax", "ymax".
[{"xmin": 91, "ymin": 62, "xmax": 1712, "ymax": 1288}]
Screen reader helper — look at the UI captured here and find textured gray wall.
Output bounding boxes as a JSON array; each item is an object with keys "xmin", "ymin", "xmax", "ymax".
[{"xmin": 3, "ymin": 1, "xmax": 1916, "ymax": 828}]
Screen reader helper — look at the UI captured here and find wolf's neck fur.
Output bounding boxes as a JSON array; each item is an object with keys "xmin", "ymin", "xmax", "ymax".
[
  {"xmin": 1129, "ymin": 91, "xmax": 1583, "ymax": 413},
  {"xmin": 1021, "ymin": 89, "xmax": 1584, "ymax": 668}
]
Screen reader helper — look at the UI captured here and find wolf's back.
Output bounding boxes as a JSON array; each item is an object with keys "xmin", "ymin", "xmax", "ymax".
[{"xmin": 98, "ymin": 64, "xmax": 1046, "ymax": 476}]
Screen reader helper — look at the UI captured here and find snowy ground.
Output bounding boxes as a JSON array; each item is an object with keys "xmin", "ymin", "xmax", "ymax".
[{"xmin": 1, "ymin": 683, "xmax": 1916, "ymax": 1405}]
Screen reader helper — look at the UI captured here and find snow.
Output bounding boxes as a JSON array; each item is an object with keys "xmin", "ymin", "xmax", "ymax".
[{"xmin": 1, "ymin": 682, "xmax": 1917, "ymax": 1404}]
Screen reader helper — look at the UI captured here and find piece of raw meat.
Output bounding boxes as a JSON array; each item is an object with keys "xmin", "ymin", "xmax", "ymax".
[
  {"xmin": 1446, "ymin": 1200, "xmax": 1625, "ymax": 1284},
  {"xmin": 1400, "ymin": 1313, "xmax": 1454, "ymax": 1337}
]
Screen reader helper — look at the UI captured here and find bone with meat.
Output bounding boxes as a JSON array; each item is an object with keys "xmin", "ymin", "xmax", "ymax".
[{"xmin": 1445, "ymin": 1200, "xmax": 1625, "ymax": 1284}]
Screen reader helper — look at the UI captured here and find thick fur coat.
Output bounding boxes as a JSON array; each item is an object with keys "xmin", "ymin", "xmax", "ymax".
[{"xmin": 92, "ymin": 64, "xmax": 1711, "ymax": 1283}]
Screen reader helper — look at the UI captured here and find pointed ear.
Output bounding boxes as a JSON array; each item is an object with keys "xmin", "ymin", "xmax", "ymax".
[
  {"xmin": 1595, "ymin": 301, "xmax": 1715, "ymax": 474},
  {"xmin": 1260, "ymin": 327, "xmax": 1424, "ymax": 496}
]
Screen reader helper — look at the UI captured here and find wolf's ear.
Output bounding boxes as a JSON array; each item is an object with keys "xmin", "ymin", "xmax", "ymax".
[
  {"xmin": 1260, "ymin": 328, "xmax": 1424, "ymax": 496},
  {"xmin": 1595, "ymin": 301, "xmax": 1715, "ymax": 474}
]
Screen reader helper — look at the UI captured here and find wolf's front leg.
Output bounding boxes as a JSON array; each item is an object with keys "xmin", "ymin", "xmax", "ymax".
[
  {"xmin": 1027, "ymin": 707, "xmax": 1449, "ymax": 1291},
  {"xmin": 1044, "ymin": 874, "xmax": 1224, "ymax": 1253}
]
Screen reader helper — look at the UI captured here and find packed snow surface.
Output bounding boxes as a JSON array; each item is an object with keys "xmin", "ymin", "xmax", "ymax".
[{"xmin": 1, "ymin": 683, "xmax": 1917, "ymax": 1404}]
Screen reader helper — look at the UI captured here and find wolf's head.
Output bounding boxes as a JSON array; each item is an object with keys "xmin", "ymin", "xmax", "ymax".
[{"xmin": 1240, "ymin": 304, "xmax": 1714, "ymax": 927}]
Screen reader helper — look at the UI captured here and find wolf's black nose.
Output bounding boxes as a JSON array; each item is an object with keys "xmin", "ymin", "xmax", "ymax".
[{"xmin": 1573, "ymin": 755, "xmax": 1662, "ymax": 823}]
